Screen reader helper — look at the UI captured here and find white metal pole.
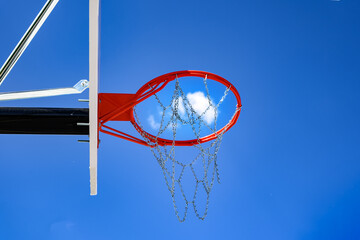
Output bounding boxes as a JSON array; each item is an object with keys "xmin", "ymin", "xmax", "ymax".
[
  {"xmin": 0, "ymin": 80, "xmax": 89, "ymax": 101},
  {"xmin": 89, "ymin": 0, "xmax": 100, "ymax": 196}
]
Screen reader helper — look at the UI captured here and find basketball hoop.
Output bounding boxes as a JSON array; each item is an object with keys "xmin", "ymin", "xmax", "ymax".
[{"xmin": 98, "ymin": 70, "xmax": 242, "ymax": 221}]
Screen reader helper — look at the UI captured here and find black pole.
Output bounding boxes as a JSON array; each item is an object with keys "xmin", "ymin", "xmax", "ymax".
[{"xmin": 0, "ymin": 107, "xmax": 89, "ymax": 135}]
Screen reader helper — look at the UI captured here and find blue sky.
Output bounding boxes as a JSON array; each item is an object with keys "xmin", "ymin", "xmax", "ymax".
[{"xmin": 1, "ymin": 0, "xmax": 360, "ymax": 239}]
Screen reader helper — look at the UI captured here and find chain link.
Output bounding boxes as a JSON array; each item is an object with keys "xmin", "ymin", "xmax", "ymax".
[{"xmin": 133, "ymin": 75, "xmax": 236, "ymax": 222}]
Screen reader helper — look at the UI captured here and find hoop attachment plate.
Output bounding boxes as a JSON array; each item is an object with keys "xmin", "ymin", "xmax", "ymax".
[{"xmin": 99, "ymin": 93, "xmax": 136, "ymax": 121}]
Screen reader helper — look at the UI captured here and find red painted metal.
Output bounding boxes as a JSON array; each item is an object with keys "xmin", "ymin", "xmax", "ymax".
[{"xmin": 98, "ymin": 70, "xmax": 242, "ymax": 147}]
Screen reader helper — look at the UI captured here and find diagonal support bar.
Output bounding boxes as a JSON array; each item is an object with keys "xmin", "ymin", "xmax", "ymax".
[
  {"xmin": 0, "ymin": 79, "xmax": 89, "ymax": 101},
  {"xmin": 0, "ymin": 0, "xmax": 59, "ymax": 86}
]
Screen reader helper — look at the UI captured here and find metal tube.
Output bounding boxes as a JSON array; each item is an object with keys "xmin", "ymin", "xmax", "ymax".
[
  {"xmin": 0, "ymin": 0, "xmax": 59, "ymax": 86},
  {"xmin": 0, "ymin": 107, "xmax": 89, "ymax": 135}
]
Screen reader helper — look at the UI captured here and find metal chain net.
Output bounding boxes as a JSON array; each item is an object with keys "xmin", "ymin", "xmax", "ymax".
[{"xmin": 133, "ymin": 75, "xmax": 238, "ymax": 222}]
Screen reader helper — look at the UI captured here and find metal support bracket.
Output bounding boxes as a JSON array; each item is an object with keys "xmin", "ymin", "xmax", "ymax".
[
  {"xmin": 0, "ymin": 0, "xmax": 59, "ymax": 86},
  {"xmin": 0, "ymin": 79, "xmax": 89, "ymax": 101}
]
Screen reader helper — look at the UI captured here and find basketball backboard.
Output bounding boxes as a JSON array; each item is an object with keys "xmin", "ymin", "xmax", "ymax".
[{"xmin": 89, "ymin": 0, "xmax": 100, "ymax": 196}]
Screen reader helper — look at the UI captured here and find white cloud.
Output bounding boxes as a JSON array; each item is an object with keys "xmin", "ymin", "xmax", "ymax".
[
  {"xmin": 149, "ymin": 91, "xmax": 216, "ymax": 131},
  {"xmin": 177, "ymin": 97, "xmax": 185, "ymax": 116},
  {"xmin": 148, "ymin": 114, "xmax": 160, "ymax": 130},
  {"xmin": 157, "ymin": 106, "xmax": 163, "ymax": 116},
  {"xmin": 175, "ymin": 92, "xmax": 217, "ymax": 125}
]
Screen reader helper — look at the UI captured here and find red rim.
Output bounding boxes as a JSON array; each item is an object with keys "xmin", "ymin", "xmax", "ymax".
[
  {"xmin": 99, "ymin": 70, "xmax": 241, "ymax": 147},
  {"xmin": 130, "ymin": 70, "xmax": 242, "ymax": 146}
]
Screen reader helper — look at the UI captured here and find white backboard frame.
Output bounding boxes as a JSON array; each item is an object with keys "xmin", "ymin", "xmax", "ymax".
[{"xmin": 89, "ymin": 0, "xmax": 100, "ymax": 195}]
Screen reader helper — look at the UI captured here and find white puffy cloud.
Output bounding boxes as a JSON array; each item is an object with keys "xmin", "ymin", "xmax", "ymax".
[
  {"xmin": 149, "ymin": 91, "xmax": 217, "ymax": 130},
  {"xmin": 175, "ymin": 92, "xmax": 217, "ymax": 125},
  {"xmin": 148, "ymin": 114, "xmax": 160, "ymax": 130}
]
